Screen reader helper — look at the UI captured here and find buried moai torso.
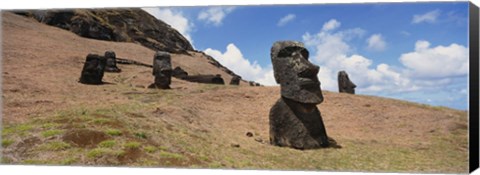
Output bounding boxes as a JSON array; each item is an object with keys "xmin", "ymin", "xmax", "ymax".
[
  {"xmin": 338, "ymin": 71, "xmax": 356, "ymax": 94},
  {"xmin": 148, "ymin": 51, "xmax": 172, "ymax": 89},
  {"xmin": 79, "ymin": 54, "xmax": 106, "ymax": 85},
  {"xmin": 229, "ymin": 75, "xmax": 241, "ymax": 85},
  {"xmin": 269, "ymin": 41, "xmax": 336, "ymax": 149},
  {"xmin": 104, "ymin": 51, "xmax": 121, "ymax": 73}
]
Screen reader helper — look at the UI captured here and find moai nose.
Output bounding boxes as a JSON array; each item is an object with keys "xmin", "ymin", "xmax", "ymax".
[{"xmin": 298, "ymin": 60, "xmax": 319, "ymax": 78}]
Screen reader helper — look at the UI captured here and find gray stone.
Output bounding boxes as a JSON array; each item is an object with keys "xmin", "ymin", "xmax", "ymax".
[
  {"xmin": 269, "ymin": 41, "xmax": 336, "ymax": 149},
  {"xmin": 229, "ymin": 75, "xmax": 241, "ymax": 85},
  {"xmin": 338, "ymin": 71, "xmax": 356, "ymax": 94},
  {"xmin": 148, "ymin": 51, "xmax": 172, "ymax": 89},
  {"xmin": 79, "ymin": 54, "xmax": 106, "ymax": 85},
  {"xmin": 182, "ymin": 74, "xmax": 225, "ymax": 85},
  {"xmin": 172, "ymin": 66, "xmax": 188, "ymax": 79},
  {"xmin": 104, "ymin": 51, "xmax": 122, "ymax": 73}
]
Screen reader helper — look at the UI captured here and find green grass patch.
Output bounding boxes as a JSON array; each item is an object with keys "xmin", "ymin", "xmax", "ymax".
[
  {"xmin": 92, "ymin": 118, "xmax": 112, "ymax": 125},
  {"xmin": 159, "ymin": 151, "xmax": 184, "ymax": 160},
  {"xmin": 144, "ymin": 146, "xmax": 157, "ymax": 153},
  {"xmin": 39, "ymin": 141, "xmax": 71, "ymax": 151},
  {"xmin": 105, "ymin": 129, "xmax": 122, "ymax": 136},
  {"xmin": 98, "ymin": 140, "xmax": 116, "ymax": 148},
  {"xmin": 134, "ymin": 132, "xmax": 147, "ymax": 139},
  {"xmin": 124, "ymin": 141, "xmax": 141, "ymax": 149},
  {"xmin": 41, "ymin": 130, "xmax": 64, "ymax": 137},
  {"xmin": 87, "ymin": 148, "xmax": 124, "ymax": 158},
  {"xmin": 2, "ymin": 139, "xmax": 14, "ymax": 147}
]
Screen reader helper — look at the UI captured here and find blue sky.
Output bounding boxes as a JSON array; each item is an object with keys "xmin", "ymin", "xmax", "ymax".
[{"xmin": 142, "ymin": 2, "xmax": 469, "ymax": 110}]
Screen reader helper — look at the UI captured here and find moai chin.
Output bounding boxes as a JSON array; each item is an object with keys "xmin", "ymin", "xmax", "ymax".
[
  {"xmin": 148, "ymin": 51, "xmax": 172, "ymax": 89},
  {"xmin": 338, "ymin": 71, "xmax": 356, "ymax": 94},
  {"xmin": 229, "ymin": 75, "xmax": 241, "ymax": 85},
  {"xmin": 79, "ymin": 54, "xmax": 106, "ymax": 85},
  {"xmin": 269, "ymin": 41, "xmax": 335, "ymax": 149},
  {"xmin": 104, "ymin": 51, "xmax": 122, "ymax": 73}
]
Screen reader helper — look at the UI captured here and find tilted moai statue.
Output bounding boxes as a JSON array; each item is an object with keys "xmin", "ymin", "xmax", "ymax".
[
  {"xmin": 229, "ymin": 75, "xmax": 241, "ymax": 85},
  {"xmin": 148, "ymin": 51, "xmax": 172, "ymax": 89},
  {"xmin": 104, "ymin": 51, "xmax": 122, "ymax": 73},
  {"xmin": 79, "ymin": 54, "xmax": 107, "ymax": 85},
  {"xmin": 338, "ymin": 71, "xmax": 356, "ymax": 94},
  {"xmin": 269, "ymin": 41, "xmax": 336, "ymax": 149}
]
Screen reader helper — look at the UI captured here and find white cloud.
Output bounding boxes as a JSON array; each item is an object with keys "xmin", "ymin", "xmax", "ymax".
[
  {"xmin": 322, "ymin": 19, "xmax": 341, "ymax": 31},
  {"xmin": 412, "ymin": 9, "xmax": 441, "ymax": 24},
  {"xmin": 366, "ymin": 34, "xmax": 386, "ymax": 51},
  {"xmin": 400, "ymin": 40, "xmax": 468, "ymax": 78},
  {"xmin": 277, "ymin": 14, "xmax": 296, "ymax": 27},
  {"xmin": 198, "ymin": 7, "xmax": 235, "ymax": 26},
  {"xmin": 204, "ymin": 44, "xmax": 276, "ymax": 86},
  {"xmin": 142, "ymin": 8, "xmax": 194, "ymax": 44}
]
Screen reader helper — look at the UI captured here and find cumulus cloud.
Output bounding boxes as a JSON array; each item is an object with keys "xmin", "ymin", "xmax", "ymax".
[
  {"xmin": 277, "ymin": 14, "xmax": 296, "ymax": 27},
  {"xmin": 412, "ymin": 9, "xmax": 441, "ymax": 24},
  {"xmin": 204, "ymin": 44, "xmax": 276, "ymax": 85},
  {"xmin": 366, "ymin": 34, "xmax": 386, "ymax": 51},
  {"xmin": 400, "ymin": 40, "xmax": 468, "ymax": 78},
  {"xmin": 322, "ymin": 19, "xmax": 341, "ymax": 31},
  {"xmin": 142, "ymin": 8, "xmax": 194, "ymax": 43},
  {"xmin": 198, "ymin": 7, "xmax": 235, "ymax": 26}
]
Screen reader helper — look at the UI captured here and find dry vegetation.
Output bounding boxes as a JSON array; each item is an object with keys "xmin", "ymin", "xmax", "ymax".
[{"xmin": 1, "ymin": 12, "xmax": 469, "ymax": 173}]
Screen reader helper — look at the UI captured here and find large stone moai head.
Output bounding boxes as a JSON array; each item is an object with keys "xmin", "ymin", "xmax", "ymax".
[
  {"xmin": 150, "ymin": 51, "xmax": 172, "ymax": 89},
  {"xmin": 79, "ymin": 54, "xmax": 106, "ymax": 85},
  {"xmin": 229, "ymin": 75, "xmax": 241, "ymax": 85},
  {"xmin": 271, "ymin": 41, "xmax": 323, "ymax": 104},
  {"xmin": 338, "ymin": 70, "xmax": 356, "ymax": 94},
  {"xmin": 104, "ymin": 51, "xmax": 121, "ymax": 73}
]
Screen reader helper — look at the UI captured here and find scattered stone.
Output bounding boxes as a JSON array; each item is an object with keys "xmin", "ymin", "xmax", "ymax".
[
  {"xmin": 182, "ymin": 74, "xmax": 225, "ymax": 85},
  {"xmin": 230, "ymin": 143, "xmax": 240, "ymax": 148},
  {"xmin": 269, "ymin": 41, "xmax": 336, "ymax": 149},
  {"xmin": 79, "ymin": 54, "xmax": 106, "ymax": 85},
  {"xmin": 172, "ymin": 66, "xmax": 188, "ymax": 79},
  {"xmin": 338, "ymin": 70, "xmax": 356, "ymax": 94},
  {"xmin": 254, "ymin": 138, "xmax": 265, "ymax": 144},
  {"xmin": 148, "ymin": 51, "xmax": 172, "ymax": 89},
  {"xmin": 104, "ymin": 51, "xmax": 122, "ymax": 72},
  {"xmin": 229, "ymin": 75, "xmax": 241, "ymax": 85},
  {"xmin": 246, "ymin": 132, "xmax": 254, "ymax": 137},
  {"xmin": 249, "ymin": 81, "xmax": 255, "ymax": 86}
]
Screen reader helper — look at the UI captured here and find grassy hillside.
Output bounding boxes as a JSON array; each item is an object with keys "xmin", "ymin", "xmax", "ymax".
[{"xmin": 1, "ymin": 12, "xmax": 469, "ymax": 173}]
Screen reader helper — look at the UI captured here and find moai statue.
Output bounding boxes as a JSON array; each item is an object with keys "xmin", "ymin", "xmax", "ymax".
[
  {"xmin": 104, "ymin": 51, "xmax": 121, "ymax": 72},
  {"xmin": 338, "ymin": 71, "xmax": 356, "ymax": 94},
  {"xmin": 148, "ymin": 51, "xmax": 172, "ymax": 89},
  {"xmin": 269, "ymin": 41, "xmax": 336, "ymax": 149},
  {"xmin": 229, "ymin": 75, "xmax": 241, "ymax": 85},
  {"xmin": 79, "ymin": 54, "xmax": 106, "ymax": 85},
  {"xmin": 172, "ymin": 66, "xmax": 188, "ymax": 79},
  {"xmin": 249, "ymin": 81, "xmax": 255, "ymax": 86}
]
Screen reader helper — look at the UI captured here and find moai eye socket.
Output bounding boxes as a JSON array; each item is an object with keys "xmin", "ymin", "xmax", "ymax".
[{"xmin": 300, "ymin": 49, "xmax": 309, "ymax": 60}]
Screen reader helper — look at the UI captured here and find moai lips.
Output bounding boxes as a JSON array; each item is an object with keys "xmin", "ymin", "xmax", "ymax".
[
  {"xmin": 148, "ymin": 51, "xmax": 172, "ymax": 89},
  {"xmin": 269, "ymin": 41, "xmax": 338, "ymax": 149},
  {"xmin": 338, "ymin": 71, "xmax": 356, "ymax": 94},
  {"xmin": 79, "ymin": 54, "xmax": 106, "ymax": 85}
]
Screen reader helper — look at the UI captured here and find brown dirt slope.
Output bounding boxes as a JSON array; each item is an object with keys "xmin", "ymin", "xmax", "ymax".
[{"xmin": 1, "ymin": 12, "xmax": 468, "ymax": 173}]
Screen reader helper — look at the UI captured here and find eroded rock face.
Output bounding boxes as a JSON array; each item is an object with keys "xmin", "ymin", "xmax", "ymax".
[
  {"xmin": 148, "ymin": 51, "xmax": 172, "ymax": 89},
  {"xmin": 79, "ymin": 54, "xmax": 106, "ymax": 85},
  {"xmin": 269, "ymin": 41, "xmax": 334, "ymax": 149},
  {"xmin": 104, "ymin": 51, "xmax": 121, "ymax": 73},
  {"xmin": 338, "ymin": 71, "xmax": 356, "ymax": 94},
  {"xmin": 229, "ymin": 75, "xmax": 241, "ymax": 85}
]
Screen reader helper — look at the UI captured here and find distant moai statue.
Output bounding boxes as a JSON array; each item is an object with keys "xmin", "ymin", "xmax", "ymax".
[
  {"xmin": 338, "ymin": 70, "xmax": 356, "ymax": 94},
  {"xmin": 79, "ymin": 54, "xmax": 106, "ymax": 85},
  {"xmin": 249, "ymin": 81, "xmax": 255, "ymax": 86},
  {"xmin": 104, "ymin": 51, "xmax": 121, "ymax": 72},
  {"xmin": 269, "ymin": 41, "xmax": 337, "ymax": 149},
  {"xmin": 148, "ymin": 51, "xmax": 172, "ymax": 89},
  {"xmin": 229, "ymin": 75, "xmax": 241, "ymax": 85},
  {"xmin": 172, "ymin": 66, "xmax": 188, "ymax": 79}
]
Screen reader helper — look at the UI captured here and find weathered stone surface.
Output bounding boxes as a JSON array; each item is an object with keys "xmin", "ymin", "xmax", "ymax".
[
  {"xmin": 182, "ymin": 74, "xmax": 225, "ymax": 85},
  {"xmin": 249, "ymin": 81, "xmax": 255, "ymax": 86},
  {"xmin": 269, "ymin": 41, "xmax": 335, "ymax": 149},
  {"xmin": 148, "ymin": 51, "xmax": 172, "ymax": 89},
  {"xmin": 16, "ymin": 9, "xmax": 194, "ymax": 53},
  {"xmin": 229, "ymin": 75, "xmax": 241, "ymax": 85},
  {"xmin": 338, "ymin": 70, "xmax": 356, "ymax": 94},
  {"xmin": 104, "ymin": 51, "xmax": 122, "ymax": 73},
  {"xmin": 271, "ymin": 41, "xmax": 323, "ymax": 104},
  {"xmin": 172, "ymin": 66, "xmax": 188, "ymax": 79},
  {"xmin": 79, "ymin": 54, "xmax": 106, "ymax": 85}
]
